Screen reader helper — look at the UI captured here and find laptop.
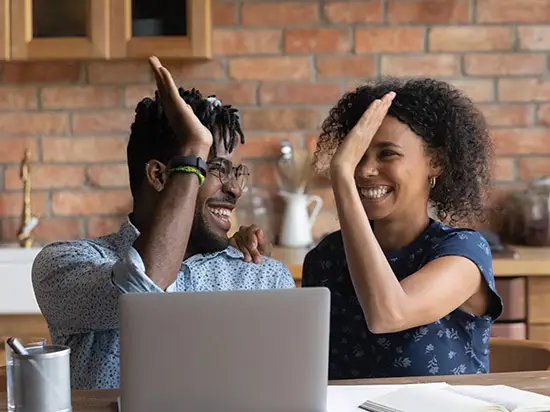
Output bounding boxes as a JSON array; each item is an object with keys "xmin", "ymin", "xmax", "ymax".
[{"xmin": 119, "ymin": 287, "xmax": 331, "ymax": 412}]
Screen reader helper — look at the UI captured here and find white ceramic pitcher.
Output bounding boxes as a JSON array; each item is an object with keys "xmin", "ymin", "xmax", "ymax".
[{"xmin": 278, "ymin": 191, "xmax": 323, "ymax": 248}]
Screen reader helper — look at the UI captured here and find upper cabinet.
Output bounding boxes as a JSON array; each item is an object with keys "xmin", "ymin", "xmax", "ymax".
[{"xmin": 0, "ymin": 0, "xmax": 212, "ymax": 61}]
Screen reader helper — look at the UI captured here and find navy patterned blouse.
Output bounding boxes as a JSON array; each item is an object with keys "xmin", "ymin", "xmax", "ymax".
[{"xmin": 302, "ymin": 220, "xmax": 503, "ymax": 380}]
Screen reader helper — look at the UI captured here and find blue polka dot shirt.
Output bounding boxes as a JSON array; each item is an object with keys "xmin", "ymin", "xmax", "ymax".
[
  {"xmin": 302, "ymin": 220, "xmax": 503, "ymax": 380},
  {"xmin": 31, "ymin": 216, "xmax": 295, "ymax": 390}
]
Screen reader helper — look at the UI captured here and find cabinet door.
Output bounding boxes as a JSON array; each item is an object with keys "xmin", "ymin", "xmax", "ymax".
[
  {"xmin": 10, "ymin": 0, "xmax": 109, "ymax": 60},
  {"xmin": 0, "ymin": 0, "xmax": 8, "ymax": 59},
  {"xmin": 110, "ymin": 0, "xmax": 211, "ymax": 59}
]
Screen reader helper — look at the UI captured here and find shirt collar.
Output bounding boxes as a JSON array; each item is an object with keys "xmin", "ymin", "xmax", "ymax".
[{"xmin": 118, "ymin": 215, "xmax": 244, "ymax": 261}]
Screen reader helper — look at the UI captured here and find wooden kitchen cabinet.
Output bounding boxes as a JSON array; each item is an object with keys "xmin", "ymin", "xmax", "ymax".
[
  {"xmin": 2, "ymin": 0, "xmax": 211, "ymax": 60},
  {"xmin": 110, "ymin": 0, "xmax": 211, "ymax": 59},
  {"xmin": 10, "ymin": 0, "xmax": 109, "ymax": 60}
]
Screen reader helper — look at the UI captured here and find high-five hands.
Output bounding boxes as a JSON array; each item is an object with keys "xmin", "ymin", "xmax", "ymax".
[
  {"xmin": 330, "ymin": 91, "xmax": 396, "ymax": 177},
  {"xmin": 148, "ymin": 56, "xmax": 212, "ymax": 158}
]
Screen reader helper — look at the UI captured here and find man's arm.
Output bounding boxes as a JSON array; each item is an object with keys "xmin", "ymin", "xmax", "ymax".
[
  {"xmin": 32, "ymin": 242, "xmax": 130, "ymax": 333},
  {"xmin": 131, "ymin": 57, "xmax": 213, "ymax": 290},
  {"xmin": 132, "ymin": 171, "xmax": 204, "ymax": 290}
]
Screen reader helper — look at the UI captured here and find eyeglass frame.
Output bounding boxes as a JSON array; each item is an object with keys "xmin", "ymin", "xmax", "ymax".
[{"xmin": 206, "ymin": 158, "xmax": 250, "ymax": 190}]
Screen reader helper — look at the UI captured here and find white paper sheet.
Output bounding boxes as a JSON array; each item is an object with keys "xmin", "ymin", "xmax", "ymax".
[{"xmin": 326, "ymin": 382, "xmax": 450, "ymax": 412}]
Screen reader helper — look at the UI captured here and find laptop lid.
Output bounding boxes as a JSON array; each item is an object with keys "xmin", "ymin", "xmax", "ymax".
[{"xmin": 120, "ymin": 287, "xmax": 330, "ymax": 412}]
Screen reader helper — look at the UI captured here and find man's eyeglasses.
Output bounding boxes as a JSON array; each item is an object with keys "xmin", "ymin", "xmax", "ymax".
[{"xmin": 207, "ymin": 158, "xmax": 249, "ymax": 190}]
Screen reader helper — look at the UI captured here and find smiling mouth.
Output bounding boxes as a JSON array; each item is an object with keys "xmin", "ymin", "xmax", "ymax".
[
  {"xmin": 207, "ymin": 205, "xmax": 234, "ymax": 230},
  {"xmin": 359, "ymin": 186, "xmax": 393, "ymax": 201}
]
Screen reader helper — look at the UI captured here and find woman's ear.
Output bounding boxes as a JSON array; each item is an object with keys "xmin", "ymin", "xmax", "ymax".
[
  {"xmin": 144, "ymin": 160, "xmax": 167, "ymax": 192},
  {"xmin": 428, "ymin": 150, "xmax": 443, "ymax": 178}
]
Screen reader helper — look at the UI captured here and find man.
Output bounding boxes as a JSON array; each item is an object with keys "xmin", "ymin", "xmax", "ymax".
[{"xmin": 32, "ymin": 57, "xmax": 295, "ymax": 390}]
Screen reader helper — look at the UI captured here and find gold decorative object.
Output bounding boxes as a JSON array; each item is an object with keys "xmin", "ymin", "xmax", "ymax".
[{"xmin": 17, "ymin": 149, "xmax": 39, "ymax": 248}]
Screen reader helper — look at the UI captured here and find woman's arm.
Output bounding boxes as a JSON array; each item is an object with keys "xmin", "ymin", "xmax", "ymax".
[{"xmin": 332, "ymin": 174, "xmax": 491, "ymax": 334}]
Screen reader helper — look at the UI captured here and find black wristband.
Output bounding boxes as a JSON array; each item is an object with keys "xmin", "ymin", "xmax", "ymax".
[{"xmin": 167, "ymin": 156, "xmax": 208, "ymax": 176}]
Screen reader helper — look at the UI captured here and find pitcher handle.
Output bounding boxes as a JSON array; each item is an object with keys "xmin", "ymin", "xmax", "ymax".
[{"xmin": 306, "ymin": 195, "xmax": 323, "ymax": 228}]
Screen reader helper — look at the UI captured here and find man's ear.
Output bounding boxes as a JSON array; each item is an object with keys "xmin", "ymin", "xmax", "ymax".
[{"xmin": 144, "ymin": 160, "xmax": 167, "ymax": 192}]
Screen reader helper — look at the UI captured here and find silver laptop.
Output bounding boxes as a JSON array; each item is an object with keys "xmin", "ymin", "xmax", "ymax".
[{"xmin": 119, "ymin": 287, "xmax": 330, "ymax": 412}]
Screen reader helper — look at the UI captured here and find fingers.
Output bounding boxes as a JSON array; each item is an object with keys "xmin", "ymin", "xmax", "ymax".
[
  {"xmin": 255, "ymin": 228, "xmax": 273, "ymax": 258},
  {"xmin": 354, "ymin": 91, "xmax": 396, "ymax": 132},
  {"xmin": 233, "ymin": 225, "xmax": 265, "ymax": 264}
]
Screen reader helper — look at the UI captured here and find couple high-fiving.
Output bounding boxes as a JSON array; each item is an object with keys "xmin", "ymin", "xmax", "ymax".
[{"xmin": 32, "ymin": 55, "xmax": 502, "ymax": 391}]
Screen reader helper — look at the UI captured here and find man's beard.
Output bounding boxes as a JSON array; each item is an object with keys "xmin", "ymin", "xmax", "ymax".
[{"xmin": 187, "ymin": 207, "xmax": 230, "ymax": 256}]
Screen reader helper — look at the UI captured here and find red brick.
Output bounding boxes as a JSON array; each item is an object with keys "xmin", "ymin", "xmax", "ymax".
[
  {"xmin": 316, "ymin": 56, "xmax": 376, "ymax": 78},
  {"xmin": 464, "ymin": 53, "xmax": 546, "ymax": 76},
  {"xmin": 499, "ymin": 79, "xmax": 550, "ymax": 102},
  {"xmin": 285, "ymin": 29, "xmax": 351, "ymax": 54},
  {"xmin": 4, "ymin": 165, "xmax": 85, "ymax": 190},
  {"xmin": 0, "ymin": 113, "xmax": 68, "ymax": 135},
  {"xmin": 448, "ymin": 79, "xmax": 494, "ymax": 102},
  {"xmin": 477, "ymin": 0, "xmax": 550, "ymax": 23},
  {"xmin": 242, "ymin": 109, "xmax": 321, "ymax": 131},
  {"xmin": 241, "ymin": 3, "xmax": 319, "ymax": 26},
  {"xmin": 537, "ymin": 104, "xmax": 550, "ymax": 125},
  {"xmin": 518, "ymin": 26, "xmax": 550, "ymax": 50},
  {"xmin": 125, "ymin": 82, "xmax": 257, "ymax": 107},
  {"xmin": 229, "ymin": 57, "xmax": 310, "ymax": 81},
  {"xmin": 493, "ymin": 157, "xmax": 516, "ymax": 181},
  {"xmin": 246, "ymin": 161, "xmax": 278, "ymax": 189},
  {"xmin": 1, "ymin": 217, "xmax": 82, "ymax": 243},
  {"xmin": 381, "ymin": 55, "xmax": 460, "ymax": 77},
  {"xmin": 52, "ymin": 190, "xmax": 132, "ymax": 216},
  {"xmin": 165, "ymin": 60, "xmax": 225, "ymax": 81},
  {"xmin": 213, "ymin": 29, "xmax": 281, "ymax": 55},
  {"xmin": 388, "ymin": 0, "xmax": 470, "ymax": 23},
  {"xmin": 429, "ymin": 27, "xmax": 513, "ymax": 52},
  {"xmin": 518, "ymin": 157, "xmax": 550, "ymax": 179},
  {"xmin": 42, "ymin": 137, "xmax": 127, "ymax": 163},
  {"xmin": 72, "ymin": 110, "xmax": 134, "ymax": 134},
  {"xmin": 260, "ymin": 83, "xmax": 341, "ymax": 105},
  {"xmin": 492, "ymin": 129, "xmax": 550, "ymax": 155},
  {"xmin": 0, "ymin": 87, "xmax": 37, "ymax": 109},
  {"xmin": 479, "ymin": 104, "xmax": 533, "ymax": 127},
  {"xmin": 0, "ymin": 137, "xmax": 38, "ymax": 163},
  {"xmin": 238, "ymin": 133, "xmax": 303, "ymax": 159},
  {"xmin": 212, "ymin": 2, "xmax": 236, "ymax": 26},
  {"xmin": 87, "ymin": 216, "xmax": 126, "ymax": 238},
  {"xmin": 41, "ymin": 86, "xmax": 121, "ymax": 109},
  {"xmin": 356, "ymin": 28, "xmax": 425, "ymax": 53},
  {"xmin": 1, "ymin": 62, "xmax": 80, "ymax": 83},
  {"xmin": 0, "ymin": 192, "xmax": 46, "ymax": 217},
  {"xmin": 324, "ymin": 1, "xmax": 382, "ymax": 23},
  {"xmin": 87, "ymin": 61, "xmax": 151, "ymax": 84},
  {"xmin": 87, "ymin": 164, "xmax": 129, "ymax": 188}
]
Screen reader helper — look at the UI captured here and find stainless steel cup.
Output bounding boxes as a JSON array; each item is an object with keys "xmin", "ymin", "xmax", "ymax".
[{"xmin": 11, "ymin": 345, "xmax": 72, "ymax": 412}]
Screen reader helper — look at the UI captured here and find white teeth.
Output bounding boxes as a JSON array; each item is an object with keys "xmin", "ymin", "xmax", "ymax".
[
  {"xmin": 209, "ymin": 207, "xmax": 232, "ymax": 217},
  {"xmin": 360, "ymin": 187, "xmax": 391, "ymax": 199}
]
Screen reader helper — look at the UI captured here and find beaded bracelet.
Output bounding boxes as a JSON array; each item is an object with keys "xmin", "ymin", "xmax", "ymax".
[{"xmin": 169, "ymin": 166, "xmax": 205, "ymax": 186}]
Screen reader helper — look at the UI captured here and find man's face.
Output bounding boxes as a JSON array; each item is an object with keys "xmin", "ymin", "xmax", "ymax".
[{"xmin": 187, "ymin": 148, "xmax": 247, "ymax": 255}]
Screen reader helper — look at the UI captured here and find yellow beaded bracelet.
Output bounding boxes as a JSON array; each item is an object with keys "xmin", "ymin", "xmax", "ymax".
[{"xmin": 169, "ymin": 166, "xmax": 205, "ymax": 186}]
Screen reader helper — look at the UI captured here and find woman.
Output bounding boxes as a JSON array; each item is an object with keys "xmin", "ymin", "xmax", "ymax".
[
  {"xmin": 300, "ymin": 78, "xmax": 503, "ymax": 380},
  {"xmin": 235, "ymin": 77, "xmax": 503, "ymax": 380}
]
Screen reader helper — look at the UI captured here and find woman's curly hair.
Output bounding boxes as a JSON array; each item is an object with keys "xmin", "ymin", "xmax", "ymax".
[{"xmin": 314, "ymin": 77, "xmax": 493, "ymax": 226}]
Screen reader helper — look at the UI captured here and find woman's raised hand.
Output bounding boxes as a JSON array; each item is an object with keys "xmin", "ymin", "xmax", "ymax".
[{"xmin": 330, "ymin": 91, "xmax": 395, "ymax": 177}]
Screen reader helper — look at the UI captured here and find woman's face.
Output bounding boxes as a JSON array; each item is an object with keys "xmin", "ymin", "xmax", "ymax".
[{"xmin": 354, "ymin": 115, "xmax": 437, "ymax": 221}]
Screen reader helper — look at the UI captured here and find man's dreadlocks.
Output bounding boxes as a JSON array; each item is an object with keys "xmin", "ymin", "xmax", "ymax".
[{"xmin": 127, "ymin": 87, "xmax": 245, "ymax": 199}]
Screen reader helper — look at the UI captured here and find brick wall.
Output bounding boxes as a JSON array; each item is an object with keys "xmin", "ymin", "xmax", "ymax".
[{"xmin": 1, "ymin": 0, "xmax": 550, "ymax": 244}]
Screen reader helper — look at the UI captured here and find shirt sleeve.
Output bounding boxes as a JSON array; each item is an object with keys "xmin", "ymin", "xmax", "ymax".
[
  {"xmin": 32, "ymin": 241, "xmax": 163, "ymax": 333},
  {"xmin": 301, "ymin": 248, "xmax": 318, "ymax": 288},
  {"xmin": 427, "ymin": 229, "xmax": 503, "ymax": 321},
  {"xmin": 273, "ymin": 261, "xmax": 297, "ymax": 289}
]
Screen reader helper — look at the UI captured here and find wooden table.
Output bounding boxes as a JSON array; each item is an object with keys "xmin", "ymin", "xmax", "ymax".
[{"xmin": 1, "ymin": 369, "xmax": 549, "ymax": 411}]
